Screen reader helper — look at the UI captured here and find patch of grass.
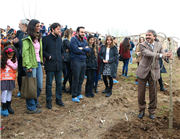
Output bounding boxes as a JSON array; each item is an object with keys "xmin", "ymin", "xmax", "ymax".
[
  {"xmin": 130, "ymin": 72, "xmax": 136, "ymax": 76},
  {"xmin": 15, "ymin": 105, "xmax": 19, "ymax": 107},
  {"xmin": 114, "ymin": 91, "xmax": 118, "ymax": 93},
  {"xmin": 162, "ymin": 74, "xmax": 169, "ymax": 78},
  {"xmin": 79, "ymin": 127, "xmax": 83, "ymax": 131},
  {"xmin": 158, "ymin": 105, "xmax": 168, "ymax": 116}
]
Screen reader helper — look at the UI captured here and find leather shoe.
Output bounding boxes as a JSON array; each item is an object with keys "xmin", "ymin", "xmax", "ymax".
[
  {"xmin": 94, "ymin": 86, "xmax": 98, "ymax": 93},
  {"xmin": 138, "ymin": 112, "xmax": 145, "ymax": 119},
  {"xmin": 149, "ymin": 115, "xmax": 155, "ymax": 119},
  {"xmin": 102, "ymin": 87, "xmax": 109, "ymax": 93},
  {"xmin": 160, "ymin": 88, "xmax": 167, "ymax": 91},
  {"xmin": 105, "ymin": 89, "xmax": 112, "ymax": 97},
  {"xmin": 56, "ymin": 99, "xmax": 65, "ymax": 107}
]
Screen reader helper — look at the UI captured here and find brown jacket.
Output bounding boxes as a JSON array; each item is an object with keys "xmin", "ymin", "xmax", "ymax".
[
  {"xmin": 135, "ymin": 41, "xmax": 164, "ymax": 81},
  {"xmin": 135, "ymin": 44, "xmax": 141, "ymax": 62}
]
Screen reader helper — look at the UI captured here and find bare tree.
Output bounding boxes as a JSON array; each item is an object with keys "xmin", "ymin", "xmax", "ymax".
[{"xmin": 105, "ymin": 28, "xmax": 131, "ymax": 37}]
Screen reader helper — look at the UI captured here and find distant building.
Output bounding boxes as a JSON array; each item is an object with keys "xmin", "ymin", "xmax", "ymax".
[{"xmin": 117, "ymin": 33, "xmax": 178, "ymax": 53}]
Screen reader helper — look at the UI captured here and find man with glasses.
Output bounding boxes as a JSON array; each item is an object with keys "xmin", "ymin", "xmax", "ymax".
[{"xmin": 70, "ymin": 26, "xmax": 90, "ymax": 102}]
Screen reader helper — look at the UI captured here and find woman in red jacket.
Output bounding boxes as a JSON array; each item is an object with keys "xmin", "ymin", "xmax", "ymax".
[{"xmin": 119, "ymin": 37, "xmax": 131, "ymax": 77}]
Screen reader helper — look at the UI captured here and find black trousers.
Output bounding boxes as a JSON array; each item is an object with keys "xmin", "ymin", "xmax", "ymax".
[
  {"xmin": 62, "ymin": 61, "xmax": 67, "ymax": 78},
  {"xmin": 158, "ymin": 73, "xmax": 164, "ymax": 88},
  {"xmin": 103, "ymin": 75, "xmax": 113, "ymax": 89},
  {"xmin": 71, "ymin": 61, "xmax": 86, "ymax": 98},
  {"xmin": 17, "ymin": 55, "xmax": 26, "ymax": 92},
  {"xmin": 86, "ymin": 69, "xmax": 95, "ymax": 87},
  {"xmin": 63, "ymin": 62, "xmax": 72, "ymax": 88}
]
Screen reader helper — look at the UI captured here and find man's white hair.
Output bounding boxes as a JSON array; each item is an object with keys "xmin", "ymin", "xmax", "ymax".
[{"xmin": 21, "ymin": 19, "xmax": 29, "ymax": 26}]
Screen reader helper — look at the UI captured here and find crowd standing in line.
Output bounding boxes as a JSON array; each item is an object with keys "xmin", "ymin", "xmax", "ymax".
[{"xmin": 0, "ymin": 19, "xmax": 175, "ymax": 122}]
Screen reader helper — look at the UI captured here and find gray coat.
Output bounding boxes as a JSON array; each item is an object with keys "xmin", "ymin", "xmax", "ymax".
[{"xmin": 99, "ymin": 45, "xmax": 118, "ymax": 77}]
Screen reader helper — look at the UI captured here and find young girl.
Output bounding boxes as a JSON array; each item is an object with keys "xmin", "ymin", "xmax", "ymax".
[
  {"xmin": 93, "ymin": 37, "xmax": 99, "ymax": 93},
  {"xmin": 1, "ymin": 45, "xmax": 17, "ymax": 117},
  {"xmin": 119, "ymin": 37, "xmax": 131, "ymax": 77},
  {"xmin": 99, "ymin": 35, "xmax": 118, "ymax": 97},
  {"xmin": 85, "ymin": 35, "xmax": 98, "ymax": 98}
]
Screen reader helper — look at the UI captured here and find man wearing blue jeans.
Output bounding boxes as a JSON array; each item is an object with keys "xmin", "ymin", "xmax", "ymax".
[
  {"xmin": 129, "ymin": 38, "xmax": 135, "ymax": 64},
  {"xmin": 43, "ymin": 23, "xmax": 65, "ymax": 109},
  {"xmin": 70, "ymin": 26, "xmax": 90, "ymax": 102}
]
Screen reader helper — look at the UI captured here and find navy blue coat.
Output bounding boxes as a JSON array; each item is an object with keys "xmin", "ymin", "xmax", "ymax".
[
  {"xmin": 43, "ymin": 33, "xmax": 64, "ymax": 71},
  {"xmin": 70, "ymin": 36, "xmax": 90, "ymax": 61}
]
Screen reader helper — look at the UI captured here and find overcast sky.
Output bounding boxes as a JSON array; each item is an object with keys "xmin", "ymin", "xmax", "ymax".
[{"xmin": 1, "ymin": 0, "xmax": 180, "ymax": 45}]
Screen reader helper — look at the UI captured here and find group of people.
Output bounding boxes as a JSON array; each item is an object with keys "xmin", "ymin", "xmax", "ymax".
[{"xmin": 0, "ymin": 18, "xmax": 175, "ymax": 121}]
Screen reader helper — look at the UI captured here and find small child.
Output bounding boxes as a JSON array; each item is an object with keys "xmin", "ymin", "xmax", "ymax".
[{"xmin": 1, "ymin": 45, "xmax": 17, "ymax": 117}]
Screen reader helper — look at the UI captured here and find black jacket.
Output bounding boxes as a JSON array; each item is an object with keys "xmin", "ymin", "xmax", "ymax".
[
  {"xmin": 94, "ymin": 34, "xmax": 99, "ymax": 38},
  {"xmin": 130, "ymin": 41, "xmax": 135, "ymax": 51},
  {"xmin": 43, "ymin": 33, "xmax": 64, "ymax": 71},
  {"xmin": 86, "ymin": 47, "xmax": 98, "ymax": 70},
  {"xmin": 13, "ymin": 32, "xmax": 25, "ymax": 60},
  {"xmin": 62, "ymin": 38, "xmax": 71, "ymax": 63},
  {"xmin": 99, "ymin": 45, "xmax": 118, "ymax": 77}
]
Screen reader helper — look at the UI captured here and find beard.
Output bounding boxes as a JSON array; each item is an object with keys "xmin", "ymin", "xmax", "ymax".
[
  {"xmin": 78, "ymin": 33, "xmax": 84, "ymax": 39},
  {"xmin": 54, "ymin": 31, "xmax": 59, "ymax": 37}
]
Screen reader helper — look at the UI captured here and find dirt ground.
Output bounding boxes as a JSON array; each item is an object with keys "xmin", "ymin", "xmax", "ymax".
[{"xmin": 1, "ymin": 58, "xmax": 180, "ymax": 139}]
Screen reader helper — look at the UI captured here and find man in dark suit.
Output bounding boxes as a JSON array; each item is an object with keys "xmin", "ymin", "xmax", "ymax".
[{"xmin": 135, "ymin": 29, "xmax": 173, "ymax": 119}]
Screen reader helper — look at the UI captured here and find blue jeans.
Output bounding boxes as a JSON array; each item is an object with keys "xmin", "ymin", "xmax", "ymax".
[
  {"xmin": 26, "ymin": 63, "xmax": 43, "ymax": 111},
  {"xmin": 71, "ymin": 60, "xmax": 86, "ymax": 98},
  {"xmin": 93, "ymin": 70, "xmax": 99, "ymax": 87},
  {"xmin": 130, "ymin": 50, "xmax": 133, "ymax": 63},
  {"xmin": 123, "ymin": 59, "xmax": 130, "ymax": 74},
  {"xmin": 46, "ymin": 70, "xmax": 62, "ymax": 100}
]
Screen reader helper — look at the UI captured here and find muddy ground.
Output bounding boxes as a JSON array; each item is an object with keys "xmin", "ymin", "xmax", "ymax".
[{"xmin": 1, "ymin": 58, "xmax": 180, "ymax": 139}]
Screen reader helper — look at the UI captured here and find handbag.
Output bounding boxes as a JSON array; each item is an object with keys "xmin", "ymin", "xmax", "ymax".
[
  {"xmin": 20, "ymin": 72, "xmax": 37, "ymax": 99},
  {"xmin": 63, "ymin": 51, "xmax": 70, "ymax": 62},
  {"xmin": 119, "ymin": 51, "xmax": 124, "ymax": 61}
]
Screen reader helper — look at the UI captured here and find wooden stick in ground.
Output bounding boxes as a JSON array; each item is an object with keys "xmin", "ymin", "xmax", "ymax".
[{"xmin": 168, "ymin": 37, "xmax": 173, "ymax": 136}]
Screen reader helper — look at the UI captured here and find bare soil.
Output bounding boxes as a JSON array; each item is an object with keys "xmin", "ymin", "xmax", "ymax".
[{"xmin": 1, "ymin": 58, "xmax": 180, "ymax": 139}]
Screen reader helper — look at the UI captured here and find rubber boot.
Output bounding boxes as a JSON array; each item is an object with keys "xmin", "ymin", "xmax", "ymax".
[
  {"xmin": 1, "ymin": 103, "xmax": 9, "ymax": 117},
  {"xmin": 7, "ymin": 101, "xmax": 14, "ymax": 114}
]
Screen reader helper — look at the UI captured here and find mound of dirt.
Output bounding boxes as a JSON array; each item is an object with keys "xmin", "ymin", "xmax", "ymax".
[{"xmin": 102, "ymin": 101, "xmax": 180, "ymax": 139}]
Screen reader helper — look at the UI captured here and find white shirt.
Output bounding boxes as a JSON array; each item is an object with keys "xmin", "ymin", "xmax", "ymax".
[
  {"xmin": 148, "ymin": 42, "xmax": 155, "ymax": 50},
  {"xmin": 105, "ymin": 48, "xmax": 110, "ymax": 61}
]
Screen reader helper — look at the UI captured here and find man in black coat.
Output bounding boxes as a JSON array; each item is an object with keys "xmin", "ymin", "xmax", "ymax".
[{"xmin": 43, "ymin": 23, "xmax": 65, "ymax": 109}]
